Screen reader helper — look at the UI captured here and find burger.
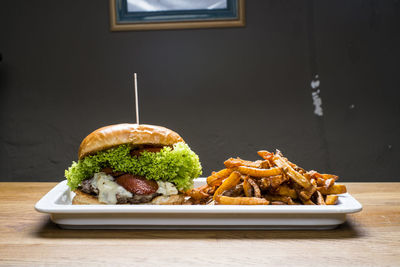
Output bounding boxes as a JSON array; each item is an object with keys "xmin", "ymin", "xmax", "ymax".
[{"xmin": 65, "ymin": 123, "xmax": 202, "ymax": 205}]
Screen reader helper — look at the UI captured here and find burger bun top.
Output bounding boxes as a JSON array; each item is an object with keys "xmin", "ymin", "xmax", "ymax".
[{"xmin": 78, "ymin": 124, "xmax": 184, "ymax": 159}]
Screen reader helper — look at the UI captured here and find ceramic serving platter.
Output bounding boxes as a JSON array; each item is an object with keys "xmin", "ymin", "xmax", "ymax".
[{"xmin": 35, "ymin": 178, "xmax": 362, "ymax": 230}]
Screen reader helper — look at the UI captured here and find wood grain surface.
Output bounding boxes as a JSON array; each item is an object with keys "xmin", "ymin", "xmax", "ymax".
[{"xmin": 0, "ymin": 182, "xmax": 399, "ymax": 267}]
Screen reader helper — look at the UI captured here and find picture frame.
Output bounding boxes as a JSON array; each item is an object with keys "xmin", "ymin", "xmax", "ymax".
[{"xmin": 109, "ymin": 0, "xmax": 245, "ymax": 31}]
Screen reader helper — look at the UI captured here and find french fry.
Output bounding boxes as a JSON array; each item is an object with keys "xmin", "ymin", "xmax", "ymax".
[
  {"xmin": 324, "ymin": 178, "xmax": 335, "ymax": 189},
  {"xmin": 316, "ymin": 191, "xmax": 326, "ymax": 205},
  {"xmin": 260, "ymin": 178, "xmax": 270, "ymax": 190},
  {"xmin": 224, "ymin": 158, "xmax": 265, "ymax": 169},
  {"xmin": 235, "ymin": 166, "xmax": 282, "ymax": 178},
  {"xmin": 277, "ymin": 185, "xmax": 298, "ymax": 199},
  {"xmin": 260, "ymin": 175, "xmax": 286, "ymax": 190},
  {"xmin": 260, "ymin": 160, "xmax": 271, "ymax": 169},
  {"xmin": 247, "ymin": 178, "xmax": 261, "ymax": 198},
  {"xmin": 207, "ymin": 168, "xmax": 233, "ymax": 187},
  {"xmin": 316, "ymin": 177, "xmax": 335, "ymax": 189},
  {"xmin": 321, "ymin": 174, "xmax": 339, "ymax": 181},
  {"xmin": 265, "ymin": 195, "xmax": 295, "ymax": 205},
  {"xmin": 325, "ymin": 195, "xmax": 339, "ymax": 205},
  {"xmin": 316, "ymin": 178, "xmax": 326, "ymax": 187},
  {"xmin": 271, "ymin": 201, "xmax": 286, "ymax": 205},
  {"xmin": 216, "ymin": 196, "xmax": 269, "ymax": 205},
  {"xmin": 273, "ymin": 154, "xmax": 312, "ymax": 189},
  {"xmin": 213, "ymin": 171, "xmax": 241, "ymax": 200},
  {"xmin": 186, "ymin": 185, "xmax": 210, "ymax": 201},
  {"xmin": 298, "ymin": 185, "xmax": 317, "ymax": 200},
  {"xmin": 269, "ymin": 175, "xmax": 286, "ymax": 188},
  {"xmin": 242, "ymin": 177, "xmax": 252, "ymax": 197},
  {"xmin": 302, "ymin": 199, "xmax": 316, "ymax": 205},
  {"xmin": 310, "ymin": 178, "xmax": 317, "ymax": 187},
  {"xmin": 306, "ymin": 171, "xmax": 339, "ymax": 181},
  {"xmin": 257, "ymin": 150, "xmax": 274, "ymax": 160},
  {"xmin": 257, "ymin": 150, "xmax": 275, "ymax": 166},
  {"xmin": 284, "ymin": 156, "xmax": 305, "ymax": 174},
  {"xmin": 204, "ymin": 185, "xmax": 216, "ymax": 195},
  {"xmin": 317, "ymin": 184, "xmax": 347, "ymax": 195}
]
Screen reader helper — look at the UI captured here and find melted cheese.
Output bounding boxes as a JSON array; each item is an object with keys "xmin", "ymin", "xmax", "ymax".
[
  {"xmin": 156, "ymin": 181, "xmax": 178, "ymax": 196},
  {"xmin": 92, "ymin": 172, "xmax": 132, "ymax": 204}
]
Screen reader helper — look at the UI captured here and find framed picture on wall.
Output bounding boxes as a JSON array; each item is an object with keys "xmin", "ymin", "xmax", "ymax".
[{"xmin": 109, "ymin": 0, "xmax": 245, "ymax": 31}]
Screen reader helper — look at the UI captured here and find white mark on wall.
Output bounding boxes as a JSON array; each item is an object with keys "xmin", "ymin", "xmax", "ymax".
[
  {"xmin": 349, "ymin": 104, "xmax": 355, "ymax": 109},
  {"xmin": 311, "ymin": 75, "xmax": 323, "ymax": 116}
]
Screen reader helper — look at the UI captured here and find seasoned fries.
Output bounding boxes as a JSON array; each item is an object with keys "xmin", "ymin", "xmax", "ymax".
[{"xmin": 186, "ymin": 149, "xmax": 347, "ymax": 205}]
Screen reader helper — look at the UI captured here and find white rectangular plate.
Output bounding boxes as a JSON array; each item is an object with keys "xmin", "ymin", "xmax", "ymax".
[{"xmin": 35, "ymin": 178, "xmax": 362, "ymax": 230}]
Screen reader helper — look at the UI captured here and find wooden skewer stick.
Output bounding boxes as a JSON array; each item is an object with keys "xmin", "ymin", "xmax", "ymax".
[{"xmin": 134, "ymin": 73, "xmax": 139, "ymax": 125}]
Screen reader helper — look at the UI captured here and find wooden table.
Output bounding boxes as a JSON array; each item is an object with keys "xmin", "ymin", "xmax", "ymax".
[{"xmin": 0, "ymin": 182, "xmax": 399, "ymax": 266}]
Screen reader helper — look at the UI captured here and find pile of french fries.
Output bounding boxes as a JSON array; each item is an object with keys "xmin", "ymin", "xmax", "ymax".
[{"xmin": 186, "ymin": 150, "xmax": 347, "ymax": 205}]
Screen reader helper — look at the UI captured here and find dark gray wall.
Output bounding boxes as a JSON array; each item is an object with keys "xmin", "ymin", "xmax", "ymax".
[{"xmin": 0, "ymin": 0, "xmax": 399, "ymax": 182}]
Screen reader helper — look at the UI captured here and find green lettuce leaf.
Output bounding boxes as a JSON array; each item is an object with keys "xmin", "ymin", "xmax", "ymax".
[{"xmin": 65, "ymin": 142, "xmax": 202, "ymax": 191}]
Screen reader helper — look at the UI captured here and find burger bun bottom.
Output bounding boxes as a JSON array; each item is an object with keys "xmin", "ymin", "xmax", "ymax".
[{"xmin": 72, "ymin": 189, "xmax": 185, "ymax": 205}]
